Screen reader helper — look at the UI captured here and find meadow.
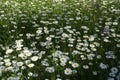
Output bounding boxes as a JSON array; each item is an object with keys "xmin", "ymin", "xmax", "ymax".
[{"xmin": 0, "ymin": 0, "xmax": 120, "ymax": 80}]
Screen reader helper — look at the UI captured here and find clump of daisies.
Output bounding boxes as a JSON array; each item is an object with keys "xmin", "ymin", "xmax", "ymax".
[{"xmin": 0, "ymin": 0, "xmax": 120, "ymax": 80}]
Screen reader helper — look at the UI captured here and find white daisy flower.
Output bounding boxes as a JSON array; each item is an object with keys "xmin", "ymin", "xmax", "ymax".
[
  {"xmin": 45, "ymin": 67, "xmax": 55, "ymax": 73},
  {"xmin": 15, "ymin": 39, "xmax": 23, "ymax": 50},
  {"xmin": 60, "ymin": 62, "xmax": 66, "ymax": 66},
  {"xmin": 64, "ymin": 68, "xmax": 72, "ymax": 75},
  {"xmin": 107, "ymin": 77, "xmax": 115, "ymax": 80},
  {"xmin": 110, "ymin": 67, "xmax": 118, "ymax": 74},
  {"xmin": 83, "ymin": 65, "xmax": 89, "ymax": 69},
  {"xmin": 60, "ymin": 57, "xmax": 67, "ymax": 63},
  {"xmin": 23, "ymin": 49, "xmax": 32, "ymax": 57},
  {"xmin": 89, "ymin": 35, "xmax": 95, "ymax": 41},
  {"xmin": 99, "ymin": 63, "xmax": 108, "ymax": 69},
  {"xmin": 6, "ymin": 49, "xmax": 13, "ymax": 54},
  {"xmin": 72, "ymin": 62, "xmax": 79, "ymax": 68},
  {"xmin": 31, "ymin": 56, "xmax": 39, "ymax": 62},
  {"xmin": 17, "ymin": 62, "xmax": 24, "ymax": 66},
  {"xmin": 27, "ymin": 63, "xmax": 35, "ymax": 68},
  {"xmin": 5, "ymin": 62, "xmax": 11, "ymax": 66},
  {"xmin": 28, "ymin": 72, "xmax": 33, "ymax": 76},
  {"xmin": 56, "ymin": 78, "xmax": 62, "ymax": 80}
]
